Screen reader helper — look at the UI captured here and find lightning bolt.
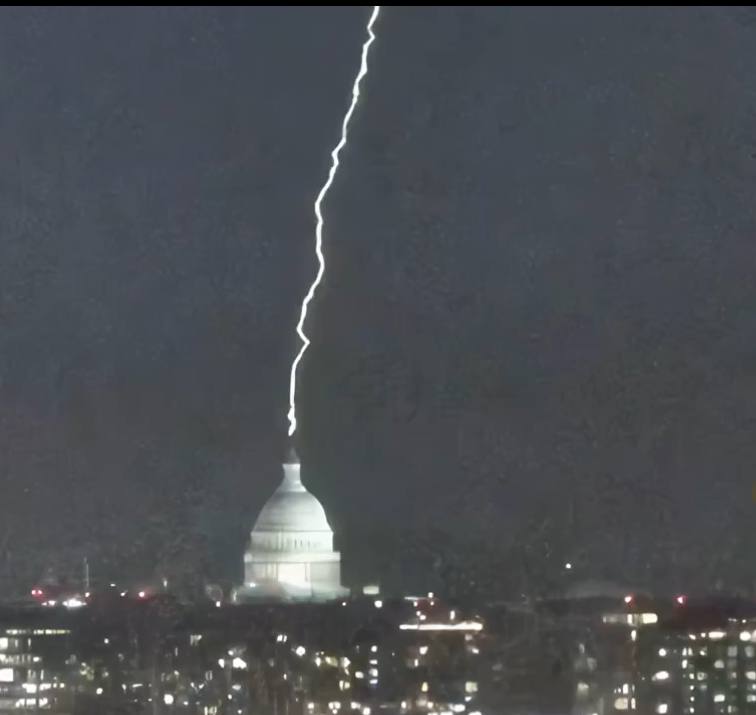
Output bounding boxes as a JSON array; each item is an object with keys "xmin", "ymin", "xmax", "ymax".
[{"xmin": 287, "ymin": 5, "xmax": 381, "ymax": 437}]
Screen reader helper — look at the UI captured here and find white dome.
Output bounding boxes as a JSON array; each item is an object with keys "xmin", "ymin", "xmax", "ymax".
[
  {"xmin": 253, "ymin": 466, "xmax": 333, "ymax": 534},
  {"xmin": 239, "ymin": 449, "xmax": 347, "ymax": 602}
]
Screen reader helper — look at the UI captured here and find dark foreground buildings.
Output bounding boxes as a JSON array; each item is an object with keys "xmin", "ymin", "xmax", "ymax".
[
  {"xmin": 3, "ymin": 584, "xmax": 756, "ymax": 714},
  {"xmin": 482, "ymin": 585, "xmax": 756, "ymax": 715},
  {"xmin": 0, "ymin": 591, "xmax": 482, "ymax": 715}
]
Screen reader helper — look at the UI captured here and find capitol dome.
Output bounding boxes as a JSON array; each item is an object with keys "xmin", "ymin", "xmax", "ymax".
[
  {"xmin": 236, "ymin": 447, "xmax": 347, "ymax": 602},
  {"xmin": 252, "ymin": 453, "xmax": 332, "ymax": 534}
]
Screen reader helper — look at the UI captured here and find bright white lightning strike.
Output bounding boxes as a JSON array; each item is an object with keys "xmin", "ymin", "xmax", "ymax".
[{"xmin": 287, "ymin": 5, "xmax": 381, "ymax": 437}]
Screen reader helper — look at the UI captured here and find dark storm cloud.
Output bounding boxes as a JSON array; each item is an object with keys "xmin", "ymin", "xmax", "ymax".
[{"xmin": 0, "ymin": 7, "xmax": 754, "ymax": 589}]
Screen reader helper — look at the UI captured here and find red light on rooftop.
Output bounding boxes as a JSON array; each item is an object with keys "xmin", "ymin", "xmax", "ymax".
[
  {"xmin": 675, "ymin": 594, "xmax": 687, "ymax": 606},
  {"xmin": 138, "ymin": 591, "xmax": 146, "ymax": 599},
  {"xmin": 624, "ymin": 594, "xmax": 633, "ymax": 605}
]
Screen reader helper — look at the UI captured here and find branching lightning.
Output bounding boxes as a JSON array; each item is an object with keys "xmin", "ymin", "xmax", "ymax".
[{"xmin": 287, "ymin": 5, "xmax": 381, "ymax": 437}]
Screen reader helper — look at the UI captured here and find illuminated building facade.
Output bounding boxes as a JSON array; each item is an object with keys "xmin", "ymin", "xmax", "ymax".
[
  {"xmin": 236, "ymin": 448, "xmax": 347, "ymax": 602},
  {"xmin": 0, "ymin": 618, "xmax": 74, "ymax": 713},
  {"xmin": 546, "ymin": 593, "xmax": 756, "ymax": 715},
  {"xmin": 633, "ymin": 603, "xmax": 756, "ymax": 715},
  {"xmin": 164, "ymin": 595, "xmax": 484, "ymax": 715},
  {"xmin": 0, "ymin": 595, "xmax": 484, "ymax": 714}
]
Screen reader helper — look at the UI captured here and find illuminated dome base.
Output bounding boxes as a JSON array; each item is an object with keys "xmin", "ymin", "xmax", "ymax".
[{"xmin": 235, "ymin": 449, "xmax": 347, "ymax": 603}]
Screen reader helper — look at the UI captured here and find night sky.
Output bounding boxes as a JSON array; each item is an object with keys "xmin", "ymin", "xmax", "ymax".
[{"xmin": 1, "ymin": 6, "xmax": 756, "ymax": 593}]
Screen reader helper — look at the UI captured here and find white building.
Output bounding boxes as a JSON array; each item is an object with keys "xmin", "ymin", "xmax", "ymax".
[{"xmin": 235, "ymin": 447, "xmax": 347, "ymax": 602}]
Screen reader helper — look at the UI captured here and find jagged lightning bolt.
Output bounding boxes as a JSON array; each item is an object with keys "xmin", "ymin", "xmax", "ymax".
[{"xmin": 287, "ymin": 5, "xmax": 381, "ymax": 437}]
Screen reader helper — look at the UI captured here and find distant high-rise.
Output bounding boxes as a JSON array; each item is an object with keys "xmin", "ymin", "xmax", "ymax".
[{"xmin": 235, "ymin": 447, "xmax": 347, "ymax": 602}]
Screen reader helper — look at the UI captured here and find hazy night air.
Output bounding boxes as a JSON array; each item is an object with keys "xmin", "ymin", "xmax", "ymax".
[{"xmin": 0, "ymin": 7, "xmax": 753, "ymax": 598}]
